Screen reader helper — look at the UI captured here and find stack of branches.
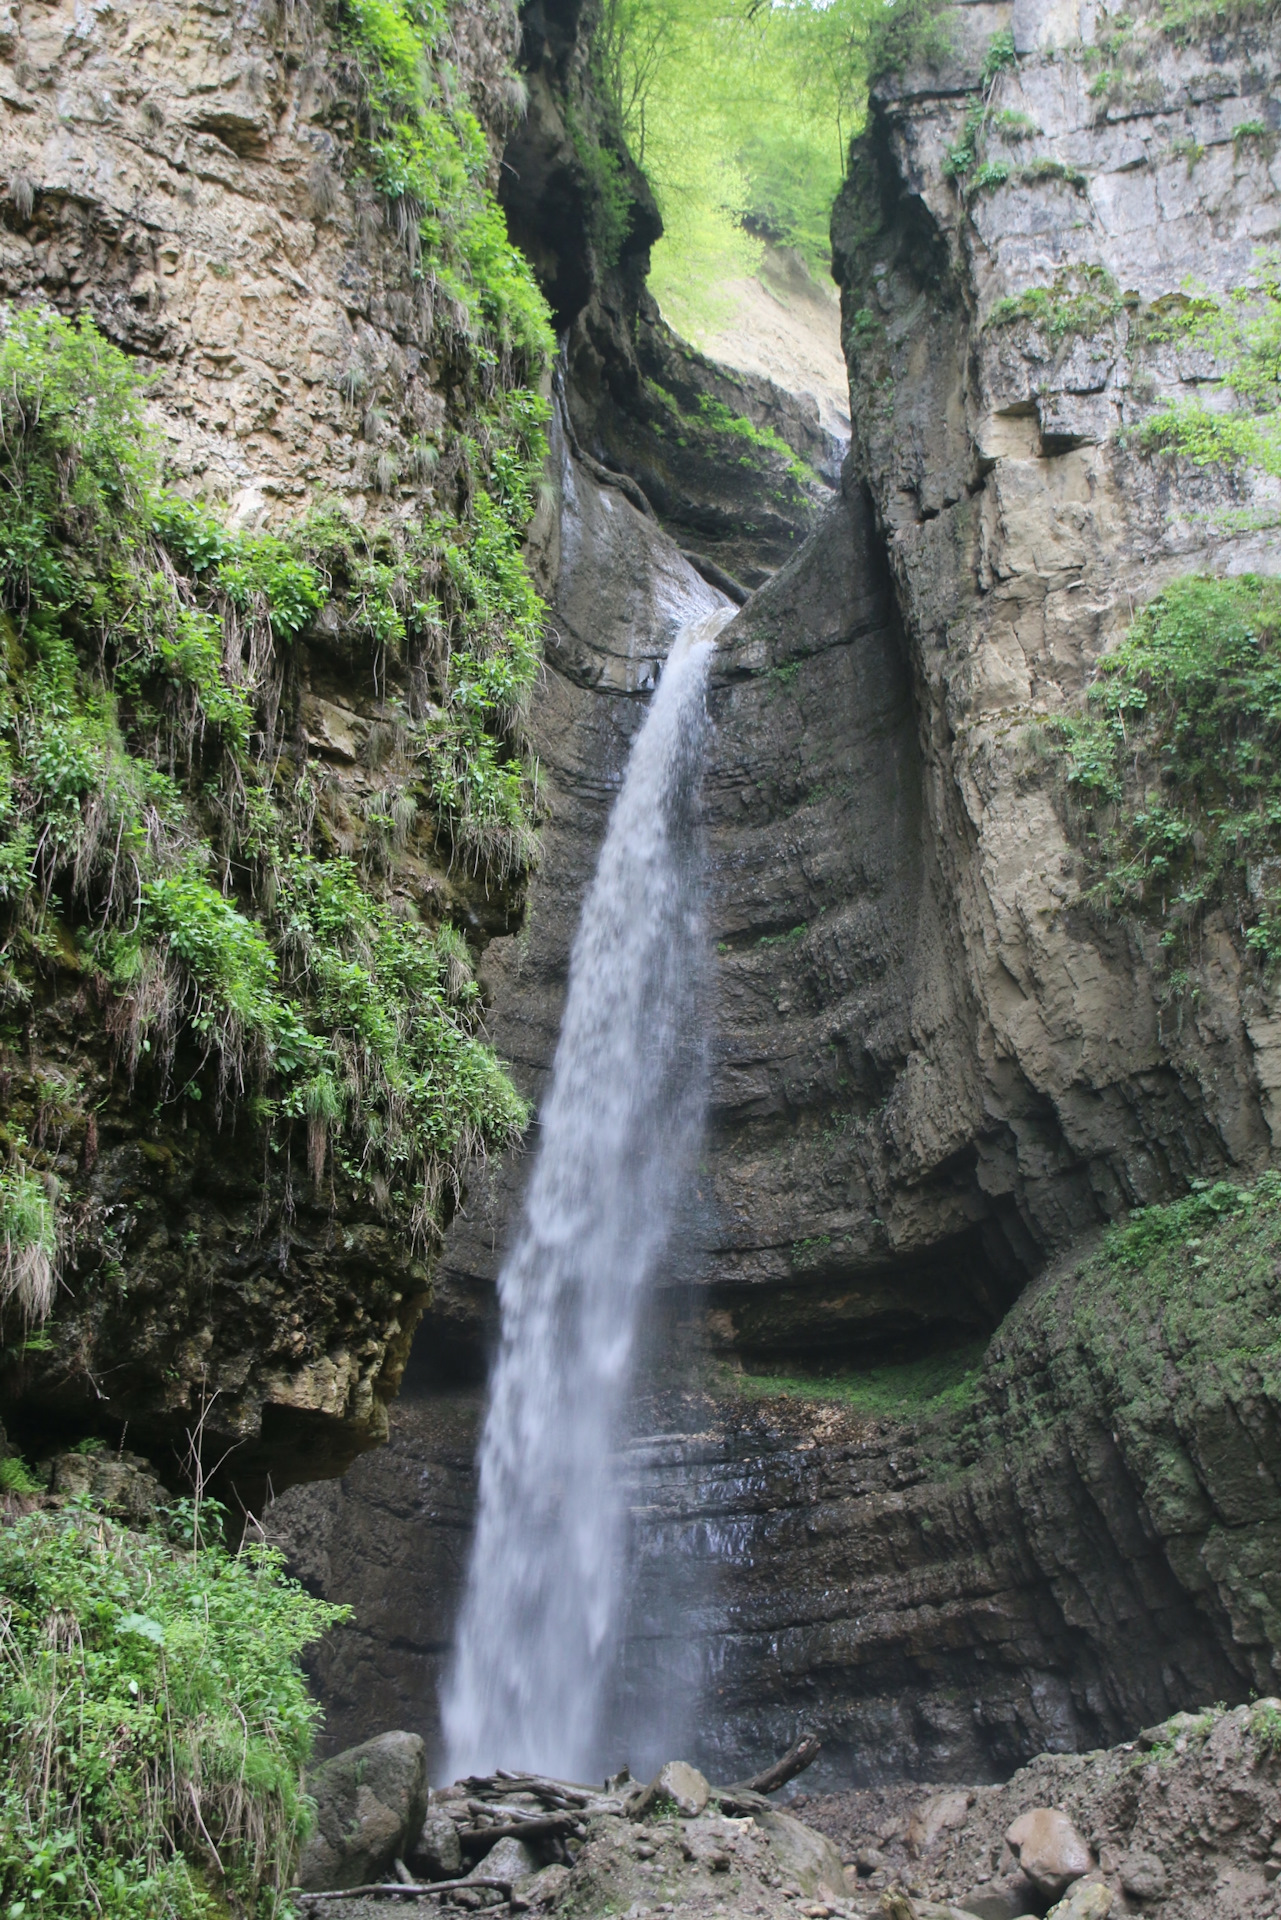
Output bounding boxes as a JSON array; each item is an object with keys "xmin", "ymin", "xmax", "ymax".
[{"xmin": 298, "ymin": 1741, "xmax": 823, "ymax": 1909}]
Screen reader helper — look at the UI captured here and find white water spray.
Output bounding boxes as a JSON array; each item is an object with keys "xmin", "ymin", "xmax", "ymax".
[{"xmin": 442, "ymin": 608, "xmax": 732, "ymax": 1781}]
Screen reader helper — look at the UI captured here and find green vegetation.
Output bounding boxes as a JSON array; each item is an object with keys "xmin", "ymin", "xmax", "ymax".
[
  {"xmin": 1138, "ymin": 253, "xmax": 1281, "ymax": 477},
  {"xmin": 0, "ymin": 1163, "xmax": 57, "ymax": 1322},
  {"xmin": 992, "ymin": 108, "xmax": 1038, "ymax": 140},
  {"xmin": 1018, "ymin": 155, "xmax": 1088, "ymax": 190},
  {"xmin": 756, "ymin": 922, "xmax": 808, "ymax": 948},
  {"xmin": 0, "ymin": 1453, "xmax": 41, "ymax": 1495},
  {"xmin": 1232, "ymin": 116, "xmax": 1272, "ymax": 154},
  {"xmin": 988, "ymin": 265, "xmax": 1123, "ymax": 344},
  {"xmin": 599, "ymin": 0, "xmax": 913, "ymax": 336},
  {"xmin": 864, "ymin": 0, "xmax": 954, "ymax": 80},
  {"xmin": 1254, "ymin": 1698, "xmax": 1281, "ymax": 1755},
  {"xmin": 730, "ymin": 1338, "xmax": 987, "ymax": 1420},
  {"xmin": 939, "ymin": 30, "xmax": 1024, "ymax": 195},
  {"xmin": 693, "ymin": 396, "xmax": 812, "ymax": 479},
  {"xmin": 1044, "ymin": 573, "xmax": 1281, "ymax": 970},
  {"xmin": 335, "ymin": 0, "xmax": 553, "ymax": 368},
  {"xmin": 1069, "ymin": 1170, "xmax": 1281, "ymax": 1424},
  {"xmin": 0, "ymin": 1501, "xmax": 345, "ymax": 1917},
  {"xmin": 1157, "ymin": 0, "xmax": 1281, "ymax": 44},
  {"xmin": 0, "ymin": 292, "xmax": 546, "ymax": 1304}
]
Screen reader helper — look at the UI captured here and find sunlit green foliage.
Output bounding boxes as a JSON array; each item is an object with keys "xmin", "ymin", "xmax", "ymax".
[
  {"xmin": 0, "ymin": 302, "xmax": 542, "ymax": 1286},
  {"xmin": 1044, "ymin": 573, "xmax": 1281, "ymax": 968},
  {"xmin": 0, "ymin": 1503, "xmax": 346, "ymax": 1918},
  {"xmin": 728, "ymin": 1338, "xmax": 986, "ymax": 1419},
  {"xmin": 600, "ymin": 0, "xmax": 892, "ymax": 332},
  {"xmin": 1138, "ymin": 252, "xmax": 1281, "ymax": 477}
]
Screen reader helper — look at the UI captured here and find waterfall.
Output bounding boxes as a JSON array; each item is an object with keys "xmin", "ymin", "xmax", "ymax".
[{"xmin": 442, "ymin": 607, "xmax": 732, "ymax": 1782}]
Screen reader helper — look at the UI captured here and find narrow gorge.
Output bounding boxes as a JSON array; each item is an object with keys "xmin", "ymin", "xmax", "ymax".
[{"xmin": 1, "ymin": 0, "xmax": 1280, "ymax": 1913}]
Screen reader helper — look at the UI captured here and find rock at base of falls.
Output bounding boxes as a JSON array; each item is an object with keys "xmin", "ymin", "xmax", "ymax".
[
  {"xmin": 296, "ymin": 1731, "xmax": 427, "ymax": 1892},
  {"xmin": 296, "ymin": 1701, "xmax": 1281, "ymax": 1917}
]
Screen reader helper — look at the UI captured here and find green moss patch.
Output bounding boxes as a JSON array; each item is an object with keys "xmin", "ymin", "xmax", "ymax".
[
  {"xmin": 987, "ymin": 265, "xmax": 1122, "ymax": 344},
  {"xmin": 726, "ymin": 1339, "xmax": 987, "ymax": 1421}
]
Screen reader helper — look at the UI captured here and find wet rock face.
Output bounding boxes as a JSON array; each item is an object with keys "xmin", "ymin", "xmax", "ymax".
[{"xmin": 0, "ymin": 0, "xmax": 527, "ymax": 1498}]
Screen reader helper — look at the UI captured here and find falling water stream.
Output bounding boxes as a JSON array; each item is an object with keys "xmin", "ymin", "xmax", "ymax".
[{"xmin": 442, "ymin": 606, "xmax": 733, "ymax": 1781}]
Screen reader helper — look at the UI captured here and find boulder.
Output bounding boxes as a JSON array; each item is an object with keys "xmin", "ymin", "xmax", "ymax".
[
  {"xmin": 755, "ymin": 1809, "xmax": 849, "ymax": 1902},
  {"xmin": 296, "ymin": 1731, "xmax": 427, "ymax": 1891},
  {"xmin": 628, "ymin": 1758, "xmax": 711, "ymax": 1818},
  {"xmin": 48, "ymin": 1450, "xmax": 168, "ymax": 1527},
  {"xmin": 1004, "ymin": 1810, "xmax": 1092, "ymax": 1901},
  {"xmin": 409, "ymin": 1806, "xmax": 463, "ymax": 1880}
]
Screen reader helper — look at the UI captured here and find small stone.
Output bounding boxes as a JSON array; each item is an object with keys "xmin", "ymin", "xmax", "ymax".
[
  {"xmin": 1046, "ymin": 1882, "xmax": 1112, "ymax": 1920},
  {"xmin": 1004, "ymin": 1810, "xmax": 1092, "ymax": 1901},
  {"xmin": 1118, "ymin": 1852, "xmax": 1168, "ymax": 1901},
  {"xmin": 857, "ymin": 1849, "xmax": 887, "ymax": 1875},
  {"xmin": 906, "ymin": 1792, "xmax": 971, "ymax": 1859},
  {"xmin": 656, "ymin": 1760, "xmax": 710, "ymax": 1817}
]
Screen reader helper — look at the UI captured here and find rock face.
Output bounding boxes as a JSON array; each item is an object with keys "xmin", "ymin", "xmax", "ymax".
[
  {"xmin": 816, "ymin": 1, "xmax": 1281, "ymax": 1306},
  {"xmin": 0, "ymin": 0, "xmax": 542, "ymax": 1495},
  {"xmin": 269, "ymin": 1, "xmax": 1281, "ymax": 1788}
]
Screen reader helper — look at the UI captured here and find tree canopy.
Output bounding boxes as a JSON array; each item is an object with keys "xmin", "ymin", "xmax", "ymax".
[{"xmin": 599, "ymin": 0, "xmax": 892, "ymax": 332}]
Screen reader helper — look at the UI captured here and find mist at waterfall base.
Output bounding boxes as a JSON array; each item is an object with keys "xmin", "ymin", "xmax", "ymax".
[{"xmin": 442, "ymin": 609, "xmax": 731, "ymax": 1783}]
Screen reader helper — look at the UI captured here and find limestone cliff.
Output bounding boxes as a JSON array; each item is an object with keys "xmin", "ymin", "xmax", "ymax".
[
  {"xmin": 266, "ymin": 0, "xmax": 1281, "ymax": 1788},
  {"xmin": 0, "ymin": 0, "xmax": 563, "ymax": 1497}
]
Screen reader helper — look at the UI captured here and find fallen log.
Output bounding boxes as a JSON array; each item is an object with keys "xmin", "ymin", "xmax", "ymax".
[
  {"xmin": 726, "ymin": 1732, "xmax": 822, "ymax": 1798},
  {"xmin": 459, "ymin": 1814, "xmax": 579, "ymax": 1849},
  {"xmin": 296, "ymin": 1875, "xmax": 513, "ymax": 1903}
]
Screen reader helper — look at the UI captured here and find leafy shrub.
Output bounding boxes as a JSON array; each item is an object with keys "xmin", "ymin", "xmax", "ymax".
[
  {"xmin": 1137, "ymin": 251, "xmax": 1281, "ymax": 477},
  {"xmin": 0, "ymin": 1454, "xmax": 41, "ymax": 1495},
  {"xmin": 0, "ymin": 1504, "xmax": 347, "ymax": 1917},
  {"xmin": 969, "ymin": 159, "xmax": 1012, "ymax": 194},
  {"xmin": 0, "ymin": 1163, "xmax": 57, "ymax": 1321},
  {"xmin": 979, "ymin": 26, "xmax": 1017, "ymax": 85},
  {"xmin": 1044, "ymin": 573, "xmax": 1281, "ymax": 967},
  {"xmin": 868, "ymin": 0, "xmax": 954, "ymax": 80}
]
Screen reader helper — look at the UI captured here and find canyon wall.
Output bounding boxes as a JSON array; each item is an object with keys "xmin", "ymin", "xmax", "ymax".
[{"xmin": 269, "ymin": 0, "xmax": 1281, "ymax": 1783}]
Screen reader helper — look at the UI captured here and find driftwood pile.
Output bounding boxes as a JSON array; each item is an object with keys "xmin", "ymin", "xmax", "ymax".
[{"xmin": 299, "ymin": 1737, "xmax": 821, "ymax": 1908}]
